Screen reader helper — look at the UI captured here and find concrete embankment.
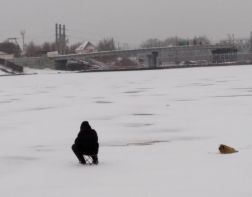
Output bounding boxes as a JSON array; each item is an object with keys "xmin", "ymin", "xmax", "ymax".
[
  {"xmin": 0, "ymin": 58, "xmax": 23, "ymax": 74},
  {"xmin": 10, "ymin": 56, "xmax": 55, "ymax": 69},
  {"xmin": 7, "ymin": 55, "xmax": 252, "ymax": 74}
]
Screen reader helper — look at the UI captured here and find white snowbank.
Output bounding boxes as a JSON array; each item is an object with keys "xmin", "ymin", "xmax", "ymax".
[
  {"xmin": 0, "ymin": 65, "xmax": 252, "ymax": 197},
  {"xmin": 0, "ymin": 70, "xmax": 8, "ymax": 75},
  {"xmin": 0, "ymin": 65, "xmax": 11, "ymax": 75},
  {"xmin": 1, "ymin": 66, "xmax": 73, "ymax": 76},
  {"xmin": 23, "ymin": 67, "xmax": 74, "ymax": 75}
]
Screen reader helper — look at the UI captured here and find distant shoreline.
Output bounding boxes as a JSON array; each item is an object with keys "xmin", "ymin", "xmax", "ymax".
[
  {"xmin": 0, "ymin": 62, "xmax": 251, "ymax": 77},
  {"xmin": 78, "ymin": 62, "xmax": 252, "ymax": 73}
]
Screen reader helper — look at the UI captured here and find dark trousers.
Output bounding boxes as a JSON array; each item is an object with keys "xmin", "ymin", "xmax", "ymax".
[{"xmin": 72, "ymin": 144, "xmax": 98, "ymax": 164}]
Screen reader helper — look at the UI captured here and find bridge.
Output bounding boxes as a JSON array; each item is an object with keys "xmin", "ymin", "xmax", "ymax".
[
  {"xmin": 50, "ymin": 44, "xmax": 234, "ymax": 68},
  {"xmin": 10, "ymin": 44, "xmax": 235, "ymax": 70}
]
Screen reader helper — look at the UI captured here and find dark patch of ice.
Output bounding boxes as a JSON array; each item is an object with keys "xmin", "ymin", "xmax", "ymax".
[
  {"xmin": 231, "ymin": 87, "xmax": 252, "ymax": 92},
  {"xmin": 124, "ymin": 123, "xmax": 154, "ymax": 128},
  {"xmin": 103, "ymin": 136, "xmax": 209, "ymax": 147},
  {"xmin": 175, "ymin": 99, "xmax": 195, "ymax": 102},
  {"xmin": 0, "ymin": 100, "xmax": 13, "ymax": 104},
  {"xmin": 133, "ymin": 113, "xmax": 154, "ymax": 116},
  {"xmin": 23, "ymin": 93, "xmax": 34, "ymax": 96},
  {"xmin": 2, "ymin": 94, "xmax": 12, "ymax": 97},
  {"xmin": 35, "ymin": 148, "xmax": 53, "ymax": 152},
  {"xmin": 95, "ymin": 101, "xmax": 113, "ymax": 104},
  {"xmin": 215, "ymin": 80, "xmax": 230, "ymax": 83},
  {"xmin": 64, "ymin": 96, "xmax": 76, "ymax": 99},
  {"xmin": 137, "ymin": 87, "xmax": 153, "ymax": 90},
  {"xmin": 176, "ymin": 83, "xmax": 214, "ymax": 88},
  {"xmin": 1, "ymin": 156, "xmax": 38, "ymax": 161},
  {"xmin": 0, "ymin": 98, "xmax": 20, "ymax": 104},
  {"xmin": 214, "ymin": 94, "xmax": 252, "ymax": 98},
  {"xmin": 105, "ymin": 140, "xmax": 170, "ymax": 147},
  {"xmin": 28, "ymin": 106, "xmax": 56, "ymax": 111},
  {"xmin": 125, "ymin": 140, "xmax": 170, "ymax": 146},
  {"xmin": 191, "ymin": 83, "xmax": 215, "ymax": 87},
  {"xmin": 45, "ymin": 86, "xmax": 56, "ymax": 89},
  {"xmin": 172, "ymin": 136, "xmax": 210, "ymax": 142},
  {"xmin": 31, "ymin": 145, "xmax": 53, "ymax": 152},
  {"xmin": 124, "ymin": 90, "xmax": 144, "ymax": 94}
]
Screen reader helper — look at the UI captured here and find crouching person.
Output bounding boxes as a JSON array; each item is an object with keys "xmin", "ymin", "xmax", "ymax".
[{"xmin": 72, "ymin": 121, "xmax": 99, "ymax": 165}]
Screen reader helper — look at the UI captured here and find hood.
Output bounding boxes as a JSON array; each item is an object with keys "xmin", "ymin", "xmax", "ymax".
[{"xmin": 80, "ymin": 121, "xmax": 91, "ymax": 131}]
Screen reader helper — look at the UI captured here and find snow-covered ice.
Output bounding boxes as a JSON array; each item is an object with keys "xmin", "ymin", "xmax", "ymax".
[
  {"xmin": 0, "ymin": 67, "xmax": 73, "ymax": 76},
  {"xmin": 23, "ymin": 67, "xmax": 75, "ymax": 75},
  {"xmin": 0, "ymin": 70, "xmax": 7, "ymax": 75},
  {"xmin": 0, "ymin": 65, "xmax": 252, "ymax": 197}
]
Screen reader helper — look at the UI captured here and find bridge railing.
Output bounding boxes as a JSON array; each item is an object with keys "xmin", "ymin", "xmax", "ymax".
[
  {"xmin": 158, "ymin": 52, "xmax": 252, "ymax": 67},
  {"xmin": 51, "ymin": 44, "xmax": 234, "ymax": 61}
]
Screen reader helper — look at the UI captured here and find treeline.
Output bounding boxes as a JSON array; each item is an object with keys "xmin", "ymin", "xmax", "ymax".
[
  {"xmin": 24, "ymin": 41, "xmax": 81, "ymax": 57},
  {"xmin": 140, "ymin": 36, "xmax": 211, "ymax": 48},
  {"xmin": 140, "ymin": 35, "xmax": 251, "ymax": 51},
  {"xmin": 0, "ymin": 41, "xmax": 83, "ymax": 57},
  {"xmin": 0, "ymin": 38, "xmax": 117, "ymax": 57},
  {"xmin": 0, "ymin": 34, "xmax": 250, "ymax": 57},
  {"xmin": 23, "ymin": 38, "xmax": 117, "ymax": 57}
]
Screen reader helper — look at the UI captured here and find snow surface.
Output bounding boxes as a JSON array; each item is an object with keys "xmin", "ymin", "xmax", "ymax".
[
  {"xmin": 0, "ymin": 65, "xmax": 11, "ymax": 76},
  {"xmin": 1, "ymin": 65, "xmax": 252, "ymax": 197},
  {"xmin": 0, "ymin": 67, "xmax": 74, "ymax": 76},
  {"xmin": 0, "ymin": 70, "xmax": 7, "ymax": 75},
  {"xmin": 23, "ymin": 67, "xmax": 74, "ymax": 75}
]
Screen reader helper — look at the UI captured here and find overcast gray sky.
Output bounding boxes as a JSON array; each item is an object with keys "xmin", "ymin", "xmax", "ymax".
[{"xmin": 1, "ymin": 0, "xmax": 252, "ymax": 46}]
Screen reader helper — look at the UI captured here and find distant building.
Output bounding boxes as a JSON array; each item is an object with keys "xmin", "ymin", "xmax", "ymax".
[
  {"xmin": 0, "ymin": 51, "xmax": 14, "ymax": 60},
  {"xmin": 75, "ymin": 41, "xmax": 97, "ymax": 54}
]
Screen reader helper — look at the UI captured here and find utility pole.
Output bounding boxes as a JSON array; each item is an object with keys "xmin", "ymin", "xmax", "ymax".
[
  {"xmin": 232, "ymin": 33, "xmax": 235, "ymax": 47},
  {"xmin": 250, "ymin": 32, "xmax": 252, "ymax": 63},
  {"xmin": 20, "ymin": 30, "xmax": 25, "ymax": 53},
  {"xmin": 250, "ymin": 32, "xmax": 252, "ymax": 53},
  {"xmin": 63, "ymin": 24, "xmax": 66, "ymax": 54},
  {"xmin": 59, "ymin": 24, "xmax": 62, "ymax": 54},
  {"xmin": 55, "ymin": 23, "xmax": 59, "ymax": 53}
]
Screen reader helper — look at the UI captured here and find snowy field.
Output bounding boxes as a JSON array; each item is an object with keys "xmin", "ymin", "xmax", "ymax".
[
  {"xmin": 1, "ymin": 65, "xmax": 252, "ymax": 197},
  {"xmin": 0, "ymin": 70, "xmax": 6, "ymax": 75}
]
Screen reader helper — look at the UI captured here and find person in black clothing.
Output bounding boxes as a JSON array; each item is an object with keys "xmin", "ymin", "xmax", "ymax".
[{"xmin": 72, "ymin": 121, "xmax": 99, "ymax": 165}]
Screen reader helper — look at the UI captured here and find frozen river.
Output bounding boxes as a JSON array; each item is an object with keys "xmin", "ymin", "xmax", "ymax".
[{"xmin": 0, "ymin": 65, "xmax": 252, "ymax": 197}]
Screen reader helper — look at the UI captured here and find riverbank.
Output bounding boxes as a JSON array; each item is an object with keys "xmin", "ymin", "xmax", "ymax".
[{"xmin": 1, "ymin": 62, "xmax": 251, "ymax": 77}]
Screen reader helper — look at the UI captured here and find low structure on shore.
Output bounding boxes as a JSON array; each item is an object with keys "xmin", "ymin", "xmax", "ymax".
[
  {"xmin": 9, "ymin": 44, "xmax": 249, "ymax": 72},
  {"xmin": 75, "ymin": 41, "xmax": 97, "ymax": 54}
]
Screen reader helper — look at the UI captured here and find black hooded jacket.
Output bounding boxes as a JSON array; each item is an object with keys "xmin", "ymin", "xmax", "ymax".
[{"xmin": 74, "ymin": 121, "xmax": 99, "ymax": 155}]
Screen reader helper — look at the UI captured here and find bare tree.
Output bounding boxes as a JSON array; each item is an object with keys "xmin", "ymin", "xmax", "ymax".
[
  {"xmin": 141, "ymin": 37, "xmax": 190, "ymax": 48},
  {"xmin": 25, "ymin": 41, "xmax": 42, "ymax": 57},
  {"xmin": 41, "ymin": 42, "xmax": 57, "ymax": 53},
  {"xmin": 163, "ymin": 37, "xmax": 190, "ymax": 46},
  {"xmin": 192, "ymin": 36, "xmax": 211, "ymax": 45},
  {"xmin": 0, "ymin": 42, "xmax": 21, "ymax": 57},
  {"xmin": 97, "ymin": 38, "xmax": 116, "ymax": 51},
  {"xmin": 66, "ymin": 42, "xmax": 82, "ymax": 54},
  {"xmin": 140, "ymin": 38, "xmax": 163, "ymax": 48}
]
